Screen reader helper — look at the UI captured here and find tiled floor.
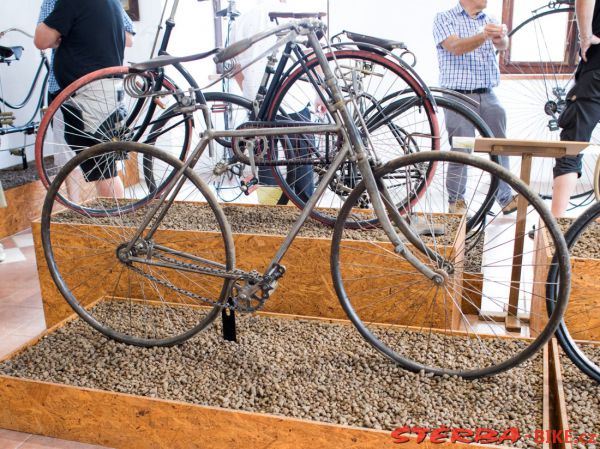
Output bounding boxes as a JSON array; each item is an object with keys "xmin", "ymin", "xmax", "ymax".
[{"xmin": 0, "ymin": 230, "xmax": 112, "ymax": 449}]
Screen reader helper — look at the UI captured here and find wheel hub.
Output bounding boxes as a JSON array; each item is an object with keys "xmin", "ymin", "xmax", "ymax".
[{"xmin": 432, "ymin": 267, "xmax": 451, "ymax": 286}]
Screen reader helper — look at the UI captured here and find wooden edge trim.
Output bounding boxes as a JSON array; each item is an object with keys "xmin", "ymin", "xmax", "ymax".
[{"xmin": 549, "ymin": 338, "xmax": 572, "ymax": 449}]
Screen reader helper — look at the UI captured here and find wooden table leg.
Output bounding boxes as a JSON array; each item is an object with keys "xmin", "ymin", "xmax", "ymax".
[{"xmin": 506, "ymin": 154, "xmax": 532, "ymax": 332}]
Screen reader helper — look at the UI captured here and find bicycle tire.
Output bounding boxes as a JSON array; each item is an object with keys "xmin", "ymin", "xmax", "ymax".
[
  {"xmin": 546, "ymin": 201, "xmax": 600, "ymax": 383},
  {"xmin": 35, "ymin": 66, "xmax": 193, "ymax": 209},
  {"xmin": 41, "ymin": 140, "xmax": 236, "ymax": 346},
  {"xmin": 266, "ymin": 49, "xmax": 440, "ymax": 228},
  {"xmin": 331, "ymin": 150, "xmax": 570, "ymax": 378}
]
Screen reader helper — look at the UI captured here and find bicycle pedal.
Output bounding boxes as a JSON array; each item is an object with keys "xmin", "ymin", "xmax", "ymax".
[{"xmin": 240, "ymin": 175, "xmax": 259, "ymax": 195}]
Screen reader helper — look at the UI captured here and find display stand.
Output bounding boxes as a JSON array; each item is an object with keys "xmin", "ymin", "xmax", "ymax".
[
  {"xmin": 221, "ymin": 299, "xmax": 237, "ymax": 342},
  {"xmin": 474, "ymin": 137, "xmax": 589, "ymax": 332}
]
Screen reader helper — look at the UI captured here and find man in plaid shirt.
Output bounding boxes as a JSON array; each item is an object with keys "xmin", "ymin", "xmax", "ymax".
[{"xmin": 434, "ymin": 0, "xmax": 517, "ymax": 215}]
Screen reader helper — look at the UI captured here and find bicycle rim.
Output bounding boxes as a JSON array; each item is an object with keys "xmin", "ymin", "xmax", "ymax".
[
  {"xmin": 547, "ymin": 201, "xmax": 600, "ymax": 382},
  {"xmin": 266, "ymin": 49, "xmax": 440, "ymax": 227},
  {"xmin": 331, "ymin": 150, "xmax": 570, "ymax": 378},
  {"xmin": 41, "ymin": 141, "xmax": 235, "ymax": 346}
]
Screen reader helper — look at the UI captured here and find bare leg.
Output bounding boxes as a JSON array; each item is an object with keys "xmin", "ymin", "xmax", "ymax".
[
  {"xmin": 551, "ymin": 172, "xmax": 577, "ymax": 217},
  {"xmin": 64, "ymin": 169, "xmax": 84, "ymax": 203},
  {"xmin": 96, "ymin": 176, "xmax": 125, "ymax": 198}
]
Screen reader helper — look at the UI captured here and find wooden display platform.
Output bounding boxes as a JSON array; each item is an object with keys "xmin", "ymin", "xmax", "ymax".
[
  {"xmin": 474, "ymin": 138, "xmax": 589, "ymax": 333},
  {"xmin": 547, "ymin": 339, "xmax": 572, "ymax": 449},
  {"xmin": 0, "ymin": 309, "xmax": 553, "ymax": 449},
  {"xmin": 530, "ymin": 222, "xmax": 600, "ymax": 340},
  {"xmin": 0, "ymin": 180, "xmax": 46, "ymax": 239},
  {"xmin": 33, "ymin": 202, "xmax": 470, "ymax": 331}
]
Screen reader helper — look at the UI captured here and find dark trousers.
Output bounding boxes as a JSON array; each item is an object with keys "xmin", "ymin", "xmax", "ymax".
[
  {"xmin": 260, "ymin": 106, "xmax": 315, "ymax": 203},
  {"xmin": 555, "ymin": 68, "xmax": 600, "ymax": 177}
]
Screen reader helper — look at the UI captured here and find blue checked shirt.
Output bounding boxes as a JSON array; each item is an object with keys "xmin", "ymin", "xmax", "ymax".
[
  {"xmin": 38, "ymin": 0, "xmax": 136, "ymax": 93},
  {"xmin": 433, "ymin": 3, "xmax": 500, "ymax": 90}
]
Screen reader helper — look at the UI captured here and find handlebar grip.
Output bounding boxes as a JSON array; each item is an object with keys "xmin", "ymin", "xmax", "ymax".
[{"xmin": 213, "ymin": 37, "xmax": 254, "ymax": 64}]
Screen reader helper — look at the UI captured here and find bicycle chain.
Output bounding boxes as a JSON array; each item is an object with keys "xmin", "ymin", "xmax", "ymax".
[{"xmin": 124, "ymin": 251, "xmax": 261, "ymax": 310}]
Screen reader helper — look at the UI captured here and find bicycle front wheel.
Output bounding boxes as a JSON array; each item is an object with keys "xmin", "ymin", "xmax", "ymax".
[
  {"xmin": 41, "ymin": 141, "xmax": 235, "ymax": 346},
  {"xmin": 547, "ymin": 201, "xmax": 600, "ymax": 382},
  {"xmin": 331, "ymin": 151, "xmax": 570, "ymax": 378},
  {"xmin": 36, "ymin": 66, "xmax": 193, "ymax": 204}
]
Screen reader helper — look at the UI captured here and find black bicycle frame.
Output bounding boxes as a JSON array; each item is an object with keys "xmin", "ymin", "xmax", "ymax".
[{"xmin": 0, "ymin": 54, "xmax": 50, "ymax": 136}]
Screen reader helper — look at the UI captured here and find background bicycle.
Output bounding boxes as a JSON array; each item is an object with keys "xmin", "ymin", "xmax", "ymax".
[
  {"xmin": 0, "ymin": 28, "xmax": 49, "ymax": 170},
  {"xmin": 547, "ymin": 201, "xmax": 600, "ymax": 384}
]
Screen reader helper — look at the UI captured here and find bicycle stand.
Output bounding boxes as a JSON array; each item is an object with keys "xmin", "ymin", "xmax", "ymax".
[{"xmin": 221, "ymin": 298, "xmax": 237, "ymax": 342}]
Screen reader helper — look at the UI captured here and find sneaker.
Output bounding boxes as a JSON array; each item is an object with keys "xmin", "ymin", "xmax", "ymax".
[
  {"xmin": 448, "ymin": 199, "xmax": 467, "ymax": 215},
  {"xmin": 527, "ymin": 225, "xmax": 536, "ymax": 240},
  {"xmin": 502, "ymin": 195, "xmax": 519, "ymax": 215}
]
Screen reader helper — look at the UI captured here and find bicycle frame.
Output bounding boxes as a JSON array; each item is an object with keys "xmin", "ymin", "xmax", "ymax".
[
  {"xmin": 122, "ymin": 22, "xmax": 444, "ymax": 301},
  {"xmin": 0, "ymin": 50, "xmax": 50, "ymax": 135}
]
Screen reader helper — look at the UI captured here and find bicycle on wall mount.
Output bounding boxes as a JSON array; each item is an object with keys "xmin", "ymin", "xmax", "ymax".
[
  {"xmin": 41, "ymin": 19, "xmax": 571, "ymax": 379},
  {"xmin": 0, "ymin": 27, "xmax": 50, "ymax": 169}
]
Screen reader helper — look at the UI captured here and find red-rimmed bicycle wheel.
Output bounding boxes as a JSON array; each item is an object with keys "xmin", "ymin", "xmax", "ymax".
[
  {"xmin": 265, "ymin": 49, "xmax": 440, "ymax": 228},
  {"xmin": 35, "ymin": 65, "xmax": 193, "ymax": 213}
]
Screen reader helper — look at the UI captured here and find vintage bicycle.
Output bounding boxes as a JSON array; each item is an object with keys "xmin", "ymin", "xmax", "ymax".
[
  {"xmin": 41, "ymin": 19, "xmax": 570, "ymax": 379},
  {"xmin": 36, "ymin": 9, "xmax": 503, "ymax": 234},
  {"xmin": 0, "ymin": 28, "xmax": 50, "ymax": 169},
  {"xmin": 547, "ymin": 201, "xmax": 600, "ymax": 383}
]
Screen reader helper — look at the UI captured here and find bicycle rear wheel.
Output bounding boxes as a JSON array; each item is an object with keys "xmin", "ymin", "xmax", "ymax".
[
  {"xmin": 547, "ymin": 201, "xmax": 600, "ymax": 383},
  {"xmin": 36, "ymin": 66, "xmax": 193, "ymax": 206},
  {"xmin": 266, "ymin": 49, "xmax": 439, "ymax": 227},
  {"xmin": 331, "ymin": 151, "xmax": 570, "ymax": 378},
  {"xmin": 41, "ymin": 141, "xmax": 235, "ymax": 346},
  {"xmin": 499, "ymin": 4, "xmax": 599, "ymax": 207}
]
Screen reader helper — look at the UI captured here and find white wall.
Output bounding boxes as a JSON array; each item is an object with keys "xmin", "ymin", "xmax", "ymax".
[
  {"xmin": 0, "ymin": 0, "xmax": 189, "ymax": 170},
  {"xmin": 328, "ymin": 0, "xmax": 457, "ymax": 87}
]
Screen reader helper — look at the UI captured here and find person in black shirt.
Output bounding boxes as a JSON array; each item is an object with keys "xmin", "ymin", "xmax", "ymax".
[
  {"xmin": 551, "ymin": 0, "xmax": 600, "ymax": 216},
  {"xmin": 34, "ymin": 0, "xmax": 129, "ymax": 198}
]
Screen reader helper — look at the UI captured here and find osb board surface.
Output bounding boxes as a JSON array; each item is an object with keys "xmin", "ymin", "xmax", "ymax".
[
  {"xmin": 0, "ymin": 180, "xmax": 46, "ymax": 239},
  {"xmin": 35, "ymin": 210, "xmax": 464, "ymax": 330},
  {"xmin": 555, "ymin": 218, "xmax": 600, "ymax": 342},
  {"xmin": 548, "ymin": 340, "xmax": 572, "ymax": 449},
  {"xmin": 566, "ymin": 258, "xmax": 600, "ymax": 341},
  {"xmin": 0, "ymin": 377, "xmax": 498, "ymax": 449},
  {"xmin": 529, "ymin": 221, "xmax": 552, "ymax": 338}
]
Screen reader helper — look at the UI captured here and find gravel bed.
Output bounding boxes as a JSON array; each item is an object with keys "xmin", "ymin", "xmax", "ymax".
[
  {"xmin": 557, "ymin": 217, "xmax": 600, "ymax": 259},
  {"xmin": 0, "ymin": 156, "xmax": 58, "ymax": 189},
  {"xmin": 52, "ymin": 202, "xmax": 462, "ymax": 246},
  {"xmin": 0, "ymin": 161, "xmax": 39, "ymax": 190},
  {"xmin": 0, "ymin": 306, "xmax": 542, "ymax": 448},
  {"xmin": 464, "ymin": 231, "xmax": 484, "ymax": 273},
  {"xmin": 560, "ymin": 348, "xmax": 600, "ymax": 447}
]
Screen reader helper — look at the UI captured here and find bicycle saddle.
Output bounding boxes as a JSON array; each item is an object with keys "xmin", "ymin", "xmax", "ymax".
[
  {"xmin": 344, "ymin": 31, "xmax": 406, "ymax": 52},
  {"xmin": 0, "ymin": 45, "xmax": 23, "ymax": 62},
  {"xmin": 130, "ymin": 49, "xmax": 219, "ymax": 71}
]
